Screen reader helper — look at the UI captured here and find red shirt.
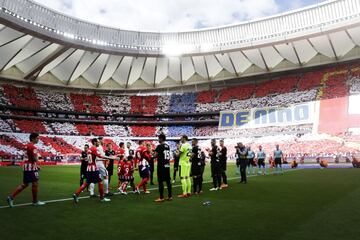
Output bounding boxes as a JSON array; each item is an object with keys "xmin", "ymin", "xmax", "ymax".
[
  {"xmin": 142, "ymin": 150, "xmax": 152, "ymax": 162},
  {"xmin": 24, "ymin": 143, "xmax": 39, "ymax": 171},
  {"xmin": 135, "ymin": 146, "xmax": 147, "ymax": 164},
  {"xmin": 87, "ymin": 146, "xmax": 102, "ymax": 172},
  {"xmin": 118, "ymin": 148, "xmax": 125, "ymax": 160},
  {"xmin": 119, "ymin": 161, "xmax": 134, "ymax": 179}
]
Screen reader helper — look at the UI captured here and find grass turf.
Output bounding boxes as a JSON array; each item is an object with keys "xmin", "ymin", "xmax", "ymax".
[{"xmin": 0, "ymin": 165, "xmax": 359, "ymax": 240}]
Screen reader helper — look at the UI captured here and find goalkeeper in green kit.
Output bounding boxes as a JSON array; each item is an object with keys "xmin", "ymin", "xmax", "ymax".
[{"xmin": 176, "ymin": 135, "xmax": 192, "ymax": 198}]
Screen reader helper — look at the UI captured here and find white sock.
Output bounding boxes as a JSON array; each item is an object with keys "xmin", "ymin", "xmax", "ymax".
[
  {"xmin": 89, "ymin": 183, "xmax": 95, "ymax": 195},
  {"xmin": 104, "ymin": 179, "xmax": 109, "ymax": 194}
]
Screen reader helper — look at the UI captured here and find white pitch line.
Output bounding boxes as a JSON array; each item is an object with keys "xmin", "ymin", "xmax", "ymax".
[{"xmin": 0, "ymin": 168, "xmax": 302, "ymax": 209}]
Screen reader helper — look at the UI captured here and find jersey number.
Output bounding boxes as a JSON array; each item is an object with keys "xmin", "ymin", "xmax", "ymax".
[{"xmin": 164, "ymin": 150, "xmax": 171, "ymax": 161}]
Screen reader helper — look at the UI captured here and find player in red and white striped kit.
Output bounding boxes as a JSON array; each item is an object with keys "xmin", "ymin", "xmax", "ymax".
[
  {"xmin": 117, "ymin": 142, "xmax": 126, "ymax": 189},
  {"xmin": 118, "ymin": 156, "xmax": 136, "ymax": 195},
  {"xmin": 7, "ymin": 133, "xmax": 45, "ymax": 207},
  {"xmin": 134, "ymin": 140, "xmax": 147, "ymax": 169},
  {"xmin": 73, "ymin": 138, "xmax": 118, "ymax": 203},
  {"xmin": 136, "ymin": 143, "xmax": 152, "ymax": 194}
]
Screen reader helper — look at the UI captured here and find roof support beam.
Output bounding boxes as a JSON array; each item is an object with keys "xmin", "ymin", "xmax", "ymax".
[
  {"xmin": 291, "ymin": 42, "xmax": 303, "ymax": 66},
  {"xmin": 272, "ymin": 45, "xmax": 302, "ymax": 66},
  {"xmin": 0, "ymin": 48, "xmax": 22, "ymax": 72},
  {"xmin": 0, "ymin": 37, "xmax": 37, "ymax": 72},
  {"xmin": 239, "ymin": 50, "xmax": 253, "ymax": 67},
  {"xmin": 140, "ymin": 57, "xmax": 147, "ymax": 81},
  {"xmin": 66, "ymin": 51, "xmax": 85, "ymax": 85},
  {"xmin": 0, "ymin": 33, "xmax": 27, "ymax": 48},
  {"xmin": 125, "ymin": 57, "xmax": 135, "ymax": 89},
  {"xmin": 327, "ymin": 34, "xmax": 338, "ymax": 60},
  {"xmin": 306, "ymin": 39, "xmax": 318, "ymax": 53},
  {"xmin": 180, "ymin": 57, "xmax": 183, "ymax": 85},
  {"xmin": 110, "ymin": 56, "xmax": 124, "ymax": 80},
  {"xmin": 190, "ymin": 57, "xmax": 196, "ymax": 75},
  {"xmin": 153, "ymin": 58, "xmax": 158, "ymax": 88},
  {"xmin": 96, "ymin": 55, "xmax": 110, "ymax": 88},
  {"xmin": 2, "ymin": 42, "xmax": 52, "ymax": 72},
  {"xmin": 24, "ymin": 45, "xmax": 70, "ymax": 80},
  {"xmin": 80, "ymin": 53, "xmax": 102, "ymax": 85},
  {"xmin": 203, "ymin": 56, "xmax": 210, "ymax": 81},
  {"xmin": 258, "ymin": 49, "xmax": 270, "ymax": 71},
  {"xmin": 226, "ymin": 53, "xmax": 239, "ymax": 76},
  {"xmin": 345, "ymin": 30, "xmax": 359, "ymax": 47},
  {"xmin": 67, "ymin": 52, "xmax": 102, "ymax": 85}
]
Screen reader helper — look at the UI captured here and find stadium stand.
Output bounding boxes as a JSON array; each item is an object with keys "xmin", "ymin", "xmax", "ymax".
[
  {"xmin": 13, "ymin": 120, "xmax": 46, "ymax": 134},
  {"xmin": 131, "ymin": 126, "xmax": 156, "ymax": 137},
  {"xmin": 169, "ymin": 93, "xmax": 196, "ymax": 113},
  {"xmin": 168, "ymin": 126, "xmax": 194, "ymax": 137},
  {"xmin": 197, "ymin": 90, "xmax": 217, "ymax": 103},
  {"xmin": 36, "ymin": 90, "xmax": 74, "ymax": 112},
  {"xmin": 0, "ymin": 63, "xmax": 360, "ymax": 161},
  {"xmin": 3, "ymin": 85, "xmax": 40, "ymax": 109},
  {"xmin": 101, "ymin": 95, "xmax": 131, "ymax": 114},
  {"xmin": 39, "ymin": 136, "xmax": 81, "ymax": 155}
]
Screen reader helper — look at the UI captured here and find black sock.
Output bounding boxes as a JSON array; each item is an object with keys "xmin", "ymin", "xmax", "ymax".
[
  {"xmin": 213, "ymin": 176, "xmax": 217, "ymax": 188},
  {"xmin": 193, "ymin": 178, "xmax": 198, "ymax": 193},
  {"xmin": 167, "ymin": 180, "xmax": 172, "ymax": 198},
  {"xmin": 222, "ymin": 172, "xmax": 227, "ymax": 184},
  {"xmin": 158, "ymin": 181, "xmax": 164, "ymax": 199}
]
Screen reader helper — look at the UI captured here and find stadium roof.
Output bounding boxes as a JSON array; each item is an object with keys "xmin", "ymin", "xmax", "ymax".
[{"xmin": 0, "ymin": 0, "xmax": 359, "ymax": 92}]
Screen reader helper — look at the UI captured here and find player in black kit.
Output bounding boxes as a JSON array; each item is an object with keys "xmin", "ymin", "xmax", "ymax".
[
  {"xmin": 80, "ymin": 144, "xmax": 89, "ymax": 186},
  {"xmin": 208, "ymin": 139, "xmax": 222, "ymax": 191},
  {"xmin": 172, "ymin": 143, "xmax": 180, "ymax": 184},
  {"xmin": 219, "ymin": 139, "xmax": 228, "ymax": 188},
  {"xmin": 190, "ymin": 138, "xmax": 203, "ymax": 194},
  {"xmin": 154, "ymin": 133, "xmax": 172, "ymax": 202}
]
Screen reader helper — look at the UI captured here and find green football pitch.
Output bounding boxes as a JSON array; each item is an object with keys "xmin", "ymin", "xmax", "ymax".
[{"xmin": 0, "ymin": 165, "xmax": 359, "ymax": 240}]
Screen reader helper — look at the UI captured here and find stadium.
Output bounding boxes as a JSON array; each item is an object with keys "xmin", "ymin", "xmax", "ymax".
[{"xmin": 0, "ymin": 0, "xmax": 360, "ymax": 239}]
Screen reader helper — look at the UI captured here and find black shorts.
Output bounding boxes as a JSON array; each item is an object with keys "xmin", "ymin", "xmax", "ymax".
[
  {"xmin": 140, "ymin": 170, "xmax": 150, "ymax": 179},
  {"xmin": 258, "ymin": 159, "xmax": 265, "ymax": 167},
  {"xmin": 80, "ymin": 172, "xmax": 87, "ymax": 180},
  {"xmin": 275, "ymin": 158, "xmax": 282, "ymax": 166},
  {"xmin": 191, "ymin": 165, "xmax": 202, "ymax": 177},
  {"xmin": 80, "ymin": 165, "xmax": 87, "ymax": 176},
  {"xmin": 106, "ymin": 166, "xmax": 114, "ymax": 176},
  {"xmin": 23, "ymin": 171, "xmax": 39, "ymax": 184},
  {"xmin": 86, "ymin": 171, "xmax": 102, "ymax": 184},
  {"xmin": 157, "ymin": 168, "xmax": 171, "ymax": 182},
  {"xmin": 149, "ymin": 161, "xmax": 154, "ymax": 172},
  {"xmin": 174, "ymin": 161, "xmax": 179, "ymax": 170}
]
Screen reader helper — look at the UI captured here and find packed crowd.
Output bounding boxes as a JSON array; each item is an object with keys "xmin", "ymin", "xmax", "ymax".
[
  {"xmin": 0, "ymin": 63, "xmax": 359, "ymax": 161},
  {"xmin": 0, "ymin": 64, "xmax": 357, "ymax": 116},
  {"xmin": 0, "ymin": 132, "xmax": 358, "ymax": 162}
]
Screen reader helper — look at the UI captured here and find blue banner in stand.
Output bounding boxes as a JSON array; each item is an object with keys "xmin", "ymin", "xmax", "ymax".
[{"xmin": 218, "ymin": 102, "xmax": 315, "ymax": 130}]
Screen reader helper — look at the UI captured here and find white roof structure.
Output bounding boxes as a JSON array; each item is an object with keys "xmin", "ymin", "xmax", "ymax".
[{"xmin": 0, "ymin": 0, "xmax": 359, "ymax": 92}]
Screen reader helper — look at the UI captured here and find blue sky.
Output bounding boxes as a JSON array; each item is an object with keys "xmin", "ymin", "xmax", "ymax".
[{"xmin": 33, "ymin": 0, "xmax": 327, "ymax": 31}]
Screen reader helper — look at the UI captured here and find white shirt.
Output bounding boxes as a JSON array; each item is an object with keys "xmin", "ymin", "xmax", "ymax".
[{"xmin": 95, "ymin": 145, "xmax": 106, "ymax": 168}]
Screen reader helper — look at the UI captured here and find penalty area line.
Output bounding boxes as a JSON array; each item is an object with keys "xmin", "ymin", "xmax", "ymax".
[{"xmin": 0, "ymin": 168, "xmax": 302, "ymax": 209}]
